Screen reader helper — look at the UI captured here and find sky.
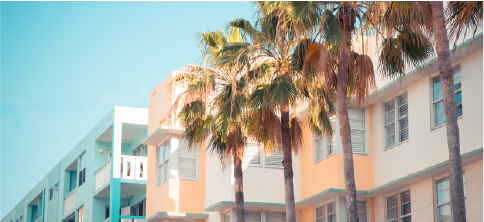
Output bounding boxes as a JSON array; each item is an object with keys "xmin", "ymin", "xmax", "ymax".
[{"xmin": 0, "ymin": 1, "xmax": 255, "ymax": 217}]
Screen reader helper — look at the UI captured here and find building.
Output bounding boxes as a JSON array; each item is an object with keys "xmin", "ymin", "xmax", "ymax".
[
  {"xmin": 2, "ymin": 35, "xmax": 482, "ymax": 222},
  {"xmin": 1, "ymin": 107, "xmax": 150, "ymax": 222}
]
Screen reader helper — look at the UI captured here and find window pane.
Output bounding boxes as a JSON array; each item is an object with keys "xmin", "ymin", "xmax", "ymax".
[
  {"xmin": 433, "ymin": 76, "xmax": 442, "ymax": 89},
  {"xmin": 164, "ymin": 147, "xmax": 170, "ymax": 161},
  {"xmin": 401, "ymin": 190, "xmax": 411, "ymax": 203},
  {"xmin": 437, "ymin": 190, "xmax": 450, "ymax": 204},
  {"xmin": 454, "ymin": 78, "xmax": 461, "ymax": 91},
  {"xmin": 435, "ymin": 101, "xmax": 445, "ymax": 115},
  {"xmin": 245, "ymin": 211, "xmax": 261, "ymax": 222},
  {"xmin": 387, "ymin": 195, "xmax": 398, "ymax": 208},
  {"xmin": 433, "ymin": 86, "xmax": 443, "ymax": 101},
  {"xmin": 437, "ymin": 179, "xmax": 450, "ymax": 191},
  {"xmin": 455, "ymin": 91, "xmax": 462, "ymax": 105},
  {"xmin": 398, "ymin": 104, "xmax": 408, "ymax": 118},
  {"xmin": 402, "ymin": 216, "xmax": 411, "ymax": 222},
  {"xmin": 402, "ymin": 203, "xmax": 411, "ymax": 216},
  {"xmin": 386, "ymin": 134, "xmax": 396, "ymax": 148},
  {"xmin": 439, "ymin": 204, "xmax": 451, "ymax": 217},
  {"xmin": 387, "ymin": 207, "xmax": 398, "ymax": 220},
  {"xmin": 327, "ymin": 202, "xmax": 336, "ymax": 214},
  {"xmin": 399, "ymin": 117, "xmax": 409, "ymax": 130},
  {"xmin": 165, "ymin": 161, "xmax": 170, "ymax": 182},
  {"xmin": 385, "ymin": 100, "xmax": 395, "ymax": 112},
  {"xmin": 316, "ymin": 205, "xmax": 325, "ymax": 218},
  {"xmin": 385, "ymin": 111, "xmax": 395, "ymax": 125},
  {"xmin": 398, "ymin": 93, "xmax": 408, "ymax": 105},
  {"xmin": 436, "ymin": 112, "xmax": 446, "ymax": 126}
]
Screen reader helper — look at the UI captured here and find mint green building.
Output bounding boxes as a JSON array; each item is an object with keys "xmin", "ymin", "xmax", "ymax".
[{"xmin": 1, "ymin": 107, "xmax": 149, "ymax": 222}]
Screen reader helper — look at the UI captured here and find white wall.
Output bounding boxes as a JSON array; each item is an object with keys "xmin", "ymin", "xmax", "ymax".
[{"xmin": 372, "ymin": 48, "xmax": 483, "ymax": 187}]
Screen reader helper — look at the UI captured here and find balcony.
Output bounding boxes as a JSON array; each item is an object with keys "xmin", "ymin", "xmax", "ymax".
[
  {"xmin": 64, "ymin": 190, "xmax": 76, "ymax": 215},
  {"xmin": 120, "ymin": 216, "xmax": 145, "ymax": 222},
  {"xmin": 121, "ymin": 155, "xmax": 147, "ymax": 181},
  {"xmin": 96, "ymin": 159, "xmax": 112, "ymax": 191}
]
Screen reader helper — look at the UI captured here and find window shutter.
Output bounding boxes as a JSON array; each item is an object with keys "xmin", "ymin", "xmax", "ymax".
[
  {"xmin": 265, "ymin": 149, "xmax": 284, "ymax": 167},
  {"xmin": 327, "ymin": 119, "xmax": 337, "ymax": 155},
  {"xmin": 178, "ymin": 145, "xmax": 197, "ymax": 180},
  {"xmin": 398, "ymin": 93, "xmax": 409, "ymax": 143},
  {"xmin": 266, "ymin": 212, "xmax": 286, "ymax": 222},
  {"xmin": 348, "ymin": 108, "xmax": 366, "ymax": 154},
  {"xmin": 243, "ymin": 143, "xmax": 261, "ymax": 166},
  {"xmin": 357, "ymin": 202, "xmax": 367, "ymax": 222},
  {"xmin": 245, "ymin": 211, "xmax": 261, "ymax": 222}
]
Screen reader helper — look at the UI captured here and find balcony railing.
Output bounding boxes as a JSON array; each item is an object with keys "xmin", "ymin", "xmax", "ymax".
[
  {"xmin": 64, "ymin": 190, "xmax": 76, "ymax": 215},
  {"xmin": 96, "ymin": 160, "xmax": 111, "ymax": 191},
  {"xmin": 121, "ymin": 155, "xmax": 147, "ymax": 180},
  {"xmin": 120, "ymin": 216, "xmax": 145, "ymax": 222}
]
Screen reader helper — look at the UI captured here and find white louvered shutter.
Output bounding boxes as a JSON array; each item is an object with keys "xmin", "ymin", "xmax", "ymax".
[
  {"xmin": 266, "ymin": 212, "xmax": 286, "ymax": 222},
  {"xmin": 223, "ymin": 213, "xmax": 231, "ymax": 222},
  {"xmin": 348, "ymin": 108, "xmax": 366, "ymax": 154},
  {"xmin": 243, "ymin": 143, "xmax": 261, "ymax": 166},
  {"xmin": 178, "ymin": 145, "xmax": 198, "ymax": 180},
  {"xmin": 265, "ymin": 149, "xmax": 284, "ymax": 167},
  {"xmin": 245, "ymin": 211, "xmax": 261, "ymax": 222},
  {"xmin": 357, "ymin": 201, "xmax": 367, "ymax": 222},
  {"xmin": 327, "ymin": 119, "xmax": 337, "ymax": 156}
]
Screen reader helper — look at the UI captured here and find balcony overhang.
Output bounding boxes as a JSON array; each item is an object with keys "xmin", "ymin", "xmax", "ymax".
[
  {"xmin": 145, "ymin": 212, "xmax": 209, "ymax": 222},
  {"xmin": 205, "ymin": 201, "xmax": 286, "ymax": 212},
  {"xmin": 295, "ymin": 147, "xmax": 483, "ymax": 210},
  {"xmin": 142, "ymin": 126, "xmax": 184, "ymax": 146}
]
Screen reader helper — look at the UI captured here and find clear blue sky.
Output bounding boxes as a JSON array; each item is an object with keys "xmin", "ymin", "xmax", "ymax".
[{"xmin": 0, "ymin": 1, "xmax": 255, "ymax": 217}]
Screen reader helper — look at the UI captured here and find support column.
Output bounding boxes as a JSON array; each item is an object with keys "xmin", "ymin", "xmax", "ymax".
[{"xmin": 110, "ymin": 121, "xmax": 122, "ymax": 222}]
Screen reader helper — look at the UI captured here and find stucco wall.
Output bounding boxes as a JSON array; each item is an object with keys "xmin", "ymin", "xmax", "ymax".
[{"xmin": 372, "ymin": 48, "xmax": 483, "ymax": 187}]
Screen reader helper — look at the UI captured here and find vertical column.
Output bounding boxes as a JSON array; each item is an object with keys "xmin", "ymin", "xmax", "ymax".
[
  {"xmin": 110, "ymin": 121, "xmax": 122, "ymax": 222},
  {"xmin": 168, "ymin": 136, "xmax": 179, "ymax": 212}
]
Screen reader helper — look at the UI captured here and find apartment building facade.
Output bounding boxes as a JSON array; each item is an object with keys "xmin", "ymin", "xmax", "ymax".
[
  {"xmin": 2, "ymin": 36, "xmax": 482, "ymax": 222},
  {"xmin": 1, "ymin": 107, "xmax": 150, "ymax": 222}
]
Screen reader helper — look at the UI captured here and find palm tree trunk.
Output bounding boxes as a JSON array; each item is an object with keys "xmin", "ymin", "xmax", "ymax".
[
  {"xmin": 337, "ymin": 47, "xmax": 359, "ymax": 222},
  {"xmin": 281, "ymin": 101, "xmax": 296, "ymax": 222},
  {"xmin": 337, "ymin": 5, "xmax": 359, "ymax": 222},
  {"xmin": 430, "ymin": 2, "xmax": 466, "ymax": 222},
  {"xmin": 233, "ymin": 145, "xmax": 245, "ymax": 222}
]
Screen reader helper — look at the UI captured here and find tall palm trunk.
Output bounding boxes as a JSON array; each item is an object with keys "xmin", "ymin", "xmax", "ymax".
[
  {"xmin": 430, "ymin": 2, "xmax": 466, "ymax": 222},
  {"xmin": 233, "ymin": 140, "xmax": 245, "ymax": 222},
  {"xmin": 337, "ymin": 5, "xmax": 359, "ymax": 222},
  {"xmin": 281, "ymin": 101, "xmax": 296, "ymax": 222}
]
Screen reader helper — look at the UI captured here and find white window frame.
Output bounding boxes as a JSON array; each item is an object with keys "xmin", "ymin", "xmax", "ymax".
[
  {"xmin": 157, "ymin": 139, "xmax": 170, "ymax": 186},
  {"xmin": 384, "ymin": 188, "xmax": 411, "ymax": 222},
  {"xmin": 178, "ymin": 141, "xmax": 199, "ymax": 181},
  {"xmin": 433, "ymin": 172, "xmax": 466, "ymax": 222},
  {"xmin": 314, "ymin": 198, "xmax": 338, "ymax": 222},
  {"xmin": 383, "ymin": 92, "xmax": 409, "ymax": 150},
  {"xmin": 431, "ymin": 65, "xmax": 463, "ymax": 129},
  {"xmin": 133, "ymin": 144, "xmax": 147, "ymax": 157},
  {"xmin": 313, "ymin": 117, "xmax": 337, "ymax": 164}
]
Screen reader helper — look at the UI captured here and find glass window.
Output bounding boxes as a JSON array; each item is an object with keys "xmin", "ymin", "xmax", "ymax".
[
  {"xmin": 78, "ymin": 206, "xmax": 84, "ymax": 222},
  {"xmin": 49, "ymin": 188, "xmax": 53, "ymax": 201},
  {"xmin": 384, "ymin": 99, "xmax": 396, "ymax": 148},
  {"xmin": 432, "ymin": 66, "xmax": 462, "ymax": 128},
  {"xmin": 315, "ymin": 201, "xmax": 336, "ymax": 222},
  {"xmin": 55, "ymin": 183, "xmax": 59, "ymax": 196},
  {"xmin": 357, "ymin": 201, "xmax": 368, "ymax": 222},
  {"xmin": 384, "ymin": 92, "xmax": 409, "ymax": 149},
  {"xmin": 435, "ymin": 175, "xmax": 466, "ymax": 222},
  {"xmin": 157, "ymin": 140, "xmax": 170, "ymax": 185},
  {"xmin": 245, "ymin": 211, "xmax": 261, "ymax": 222},
  {"xmin": 386, "ymin": 190, "xmax": 411, "ymax": 222}
]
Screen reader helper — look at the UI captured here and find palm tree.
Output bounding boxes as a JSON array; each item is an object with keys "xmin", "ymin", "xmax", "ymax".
[
  {"xmin": 227, "ymin": 2, "xmax": 321, "ymax": 221},
  {"xmin": 383, "ymin": 2, "xmax": 482, "ymax": 221},
  {"xmin": 295, "ymin": 2, "xmax": 435, "ymax": 221},
  {"xmin": 168, "ymin": 28, "xmax": 252, "ymax": 222}
]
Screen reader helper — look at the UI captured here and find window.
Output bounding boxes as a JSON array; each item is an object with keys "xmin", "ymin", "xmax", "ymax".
[
  {"xmin": 157, "ymin": 140, "xmax": 170, "ymax": 185},
  {"xmin": 19, "ymin": 216, "xmax": 22, "ymax": 222},
  {"xmin": 49, "ymin": 188, "xmax": 53, "ymax": 201},
  {"xmin": 243, "ymin": 143, "xmax": 262, "ymax": 166},
  {"xmin": 432, "ymin": 66, "xmax": 462, "ymax": 128},
  {"xmin": 264, "ymin": 149, "xmax": 283, "ymax": 167},
  {"xmin": 435, "ymin": 174, "xmax": 466, "ymax": 222},
  {"xmin": 348, "ymin": 108, "xmax": 366, "ymax": 154},
  {"xmin": 133, "ymin": 145, "xmax": 147, "ymax": 157},
  {"xmin": 313, "ymin": 119, "xmax": 337, "ymax": 163},
  {"xmin": 55, "ymin": 183, "xmax": 59, "ymax": 196},
  {"xmin": 178, "ymin": 143, "xmax": 198, "ymax": 180},
  {"xmin": 245, "ymin": 211, "xmax": 262, "ymax": 222},
  {"xmin": 357, "ymin": 201, "xmax": 368, "ymax": 222},
  {"xmin": 223, "ymin": 212, "xmax": 230, "ymax": 222},
  {"xmin": 386, "ymin": 190, "xmax": 411, "ymax": 222},
  {"xmin": 385, "ymin": 93, "xmax": 409, "ymax": 149},
  {"xmin": 78, "ymin": 206, "xmax": 84, "ymax": 222},
  {"xmin": 132, "ymin": 200, "xmax": 146, "ymax": 216},
  {"xmin": 315, "ymin": 201, "xmax": 336, "ymax": 222},
  {"xmin": 105, "ymin": 207, "xmax": 110, "ymax": 219},
  {"xmin": 78, "ymin": 152, "xmax": 86, "ymax": 187},
  {"xmin": 266, "ymin": 211, "xmax": 286, "ymax": 222}
]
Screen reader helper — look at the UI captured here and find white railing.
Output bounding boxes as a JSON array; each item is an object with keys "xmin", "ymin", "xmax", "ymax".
[
  {"xmin": 96, "ymin": 160, "xmax": 111, "ymax": 191},
  {"xmin": 121, "ymin": 155, "xmax": 148, "ymax": 180},
  {"xmin": 64, "ymin": 190, "xmax": 76, "ymax": 215}
]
